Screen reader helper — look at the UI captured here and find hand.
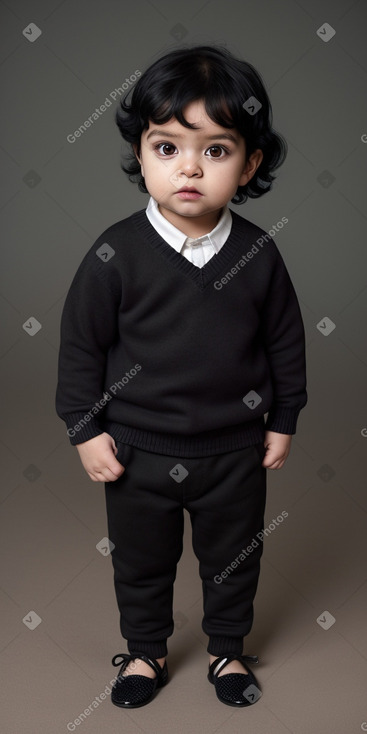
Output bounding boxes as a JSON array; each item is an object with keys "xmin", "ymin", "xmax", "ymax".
[
  {"xmin": 262, "ymin": 431, "xmax": 292, "ymax": 469},
  {"xmin": 75, "ymin": 432, "xmax": 125, "ymax": 482}
]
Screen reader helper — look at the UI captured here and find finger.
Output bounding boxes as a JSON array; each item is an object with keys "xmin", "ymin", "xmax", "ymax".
[
  {"xmin": 91, "ymin": 471, "xmax": 114, "ymax": 482},
  {"xmin": 101, "ymin": 465, "xmax": 125, "ymax": 482},
  {"xmin": 108, "ymin": 461, "xmax": 126, "ymax": 479},
  {"xmin": 262, "ymin": 453, "xmax": 279, "ymax": 467},
  {"xmin": 87, "ymin": 467, "xmax": 122, "ymax": 482},
  {"xmin": 262, "ymin": 453, "xmax": 276, "ymax": 467},
  {"xmin": 267, "ymin": 458, "xmax": 285, "ymax": 470}
]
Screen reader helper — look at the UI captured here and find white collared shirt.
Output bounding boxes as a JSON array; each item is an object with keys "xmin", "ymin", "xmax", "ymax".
[{"xmin": 145, "ymin": 196, "xmax": 232, "ymax": 268}]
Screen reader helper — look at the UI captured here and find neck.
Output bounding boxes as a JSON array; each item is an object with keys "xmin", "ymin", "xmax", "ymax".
[{"xmin": 158, "ymin": 204, "xmax": 222, "ymax": 238}]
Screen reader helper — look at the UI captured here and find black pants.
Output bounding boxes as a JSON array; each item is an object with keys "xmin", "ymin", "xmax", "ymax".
[{"xmin": 104, "ymin": 441, "xmax": 267, "ymax": 659}]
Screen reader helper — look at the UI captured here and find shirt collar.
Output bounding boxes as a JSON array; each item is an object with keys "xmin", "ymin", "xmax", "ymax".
[{"xmin": 145, "ymin": 196, "xmax": 232, "ymax": 254}]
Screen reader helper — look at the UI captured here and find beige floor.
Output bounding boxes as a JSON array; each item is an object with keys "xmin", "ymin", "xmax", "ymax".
[{"xmin": 1, "ymin": 434, "xmax": 366, "ymax": 734}]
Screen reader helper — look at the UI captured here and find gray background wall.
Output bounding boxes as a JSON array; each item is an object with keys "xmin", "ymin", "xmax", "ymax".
[{"xmin": 1, "ymin": 1, "xmax": 366, "ymax": 733}]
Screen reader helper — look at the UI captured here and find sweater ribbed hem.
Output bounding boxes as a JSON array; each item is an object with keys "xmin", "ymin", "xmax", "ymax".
[
  {"xmin": 127, "ymin": 639, "xmax": 168, "ymax": 658},
  {"xmin": 102, "ymin": 418, "xmax": 265, "ymax": 458},
  {"xmin": 207, "ymin": 636, "xmax": 244, "ymax": 656}
]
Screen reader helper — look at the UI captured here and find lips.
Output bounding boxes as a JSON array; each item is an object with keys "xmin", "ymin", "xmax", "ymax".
[
  {"xmin": 175, "ymin": 187, "xmax": 203, "ymax": 200},
  {"xmin": 177, "ymin": 187, "xmax": 201, "ymax": 193}
]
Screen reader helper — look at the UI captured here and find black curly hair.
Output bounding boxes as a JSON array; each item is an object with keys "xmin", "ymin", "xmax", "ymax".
[{"xmin": 115, "ymin": 45, "xmax": 287, "ymax": 204}]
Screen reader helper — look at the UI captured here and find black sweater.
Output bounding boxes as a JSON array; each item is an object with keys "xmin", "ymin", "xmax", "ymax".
[{"xmin": 55, "ymin": 208, "xmax": 307, "ymax": 457}]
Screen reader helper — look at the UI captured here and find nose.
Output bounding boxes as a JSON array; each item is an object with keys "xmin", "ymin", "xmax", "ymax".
[{"xmin": 177, "ymin": 152, "xmax": 203, "ymax": 178}]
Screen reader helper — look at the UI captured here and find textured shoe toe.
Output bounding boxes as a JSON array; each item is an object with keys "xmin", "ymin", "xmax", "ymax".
[
  {"xmin": 215, "ymin": 672, "xmax": 259, "ymax": 706},
  {"xmin": 112, "ymin": 674, "xmax": 156, "ymax": 707}
]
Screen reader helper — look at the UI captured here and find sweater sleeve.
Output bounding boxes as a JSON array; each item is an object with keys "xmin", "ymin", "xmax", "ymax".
[
  {"xmin": 260, "ymin": 247, "xmax": 307, "ymax": 434},
  {"xmin": 55, "ymin": 255, "xmax": 121, "ymax": 445}
]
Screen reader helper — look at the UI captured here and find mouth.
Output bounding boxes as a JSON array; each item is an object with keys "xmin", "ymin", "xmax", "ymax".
[
  {"xmin": 177, "ymin": 186, "xmax": 201, "ymax": 193},
  {"xmin": 175, "ymin": 187, "xmax": 203, "ymax": 200}
]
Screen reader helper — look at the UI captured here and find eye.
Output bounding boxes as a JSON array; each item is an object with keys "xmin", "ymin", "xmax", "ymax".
[
  {"xmin": 205, "ymin": 145, "xmax": 228, "ymax": 159},
  {"xmin": 154, "ymin": 143, "xmax": 177, "ymax": 156}
]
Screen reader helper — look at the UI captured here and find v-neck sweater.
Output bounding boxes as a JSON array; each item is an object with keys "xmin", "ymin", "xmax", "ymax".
[{"xmin": 55, "ymin": 207, "xmax": 307, "ymax": 457}]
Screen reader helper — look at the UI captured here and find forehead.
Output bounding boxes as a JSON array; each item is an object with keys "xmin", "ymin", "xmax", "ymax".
[{"xmin": 144, "ymin": 99, "xmax": 241, "ymax": 141}]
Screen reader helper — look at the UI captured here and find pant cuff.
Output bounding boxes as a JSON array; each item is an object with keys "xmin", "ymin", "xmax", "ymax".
[
  {"xmin": 207, "ymin": 636, "xmax": 244, "ymax": 656},
  {"xmin": 127, "ymin": 639, "xmax": 168, "ymax": 658}
]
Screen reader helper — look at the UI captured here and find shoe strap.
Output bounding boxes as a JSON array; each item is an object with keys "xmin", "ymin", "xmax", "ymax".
[
  {"xmin": 209, "ymin": 653, "xmax": 259, "ymax": 678},
  {"xmin": 111, "ymin": 652, "xmax": 163, "ymax": 678}
]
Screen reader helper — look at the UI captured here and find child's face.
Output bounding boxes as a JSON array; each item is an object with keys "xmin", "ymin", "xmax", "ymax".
[{"xmin": 134, "ymin": 100, "xmax": 263, "ymax": 234}]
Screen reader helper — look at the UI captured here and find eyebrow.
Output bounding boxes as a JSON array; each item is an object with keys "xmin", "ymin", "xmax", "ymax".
[{"xmin": 146, "ymin": 129, "xmax": 239, "ymax": 144}]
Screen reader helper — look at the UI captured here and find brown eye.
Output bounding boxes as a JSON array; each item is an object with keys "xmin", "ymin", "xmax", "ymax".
[
  {"xmin": 156, "ymin": 143, "xmax": 176, "ymax": 155},
  {"xmin": 207, "ymin": 146, "xmax": 225, "ymax": 158}
]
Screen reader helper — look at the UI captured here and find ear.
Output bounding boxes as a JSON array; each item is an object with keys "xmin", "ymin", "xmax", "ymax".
[
  {"xmin": 238, "ymin": 149, "xmax": 263, "ymax": 187},
  {"xmin": 132, "ymin": 143, "xmax": 144, "ymax": 177},
  {"xmin": 132, "ymin": 143, "xmax": 140, "ymax": 161}
]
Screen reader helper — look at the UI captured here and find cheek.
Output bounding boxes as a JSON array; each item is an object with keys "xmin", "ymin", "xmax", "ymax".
[
  {"xmin": 226, "ymin": 160, "xmax": 246, "ymax": 183},
  {"xmin": 210, "ymin": 165, "xmax": 239, "ymax": 189},
  {"xmin": 145, "ymin": 158, "xmax": 173, "ymax": 183}
]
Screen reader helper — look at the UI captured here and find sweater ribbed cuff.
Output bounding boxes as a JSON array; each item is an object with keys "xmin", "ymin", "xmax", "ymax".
[
  {"xmin": 63, "ymin": 412, "xmax": 104, "ymax": 445},
  {"xmin": 265, "ymin": 406, "xmax": 302, "ymax": 435}
]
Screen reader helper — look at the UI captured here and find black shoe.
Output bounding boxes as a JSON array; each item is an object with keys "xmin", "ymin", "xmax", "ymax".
[
  {"xmin": 111, "ymin": 652, "xmax": 168, "ymax": 708},
  {"xmin": 208, "ymin": 654, "xmax": 261, "ymax": 707}
]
